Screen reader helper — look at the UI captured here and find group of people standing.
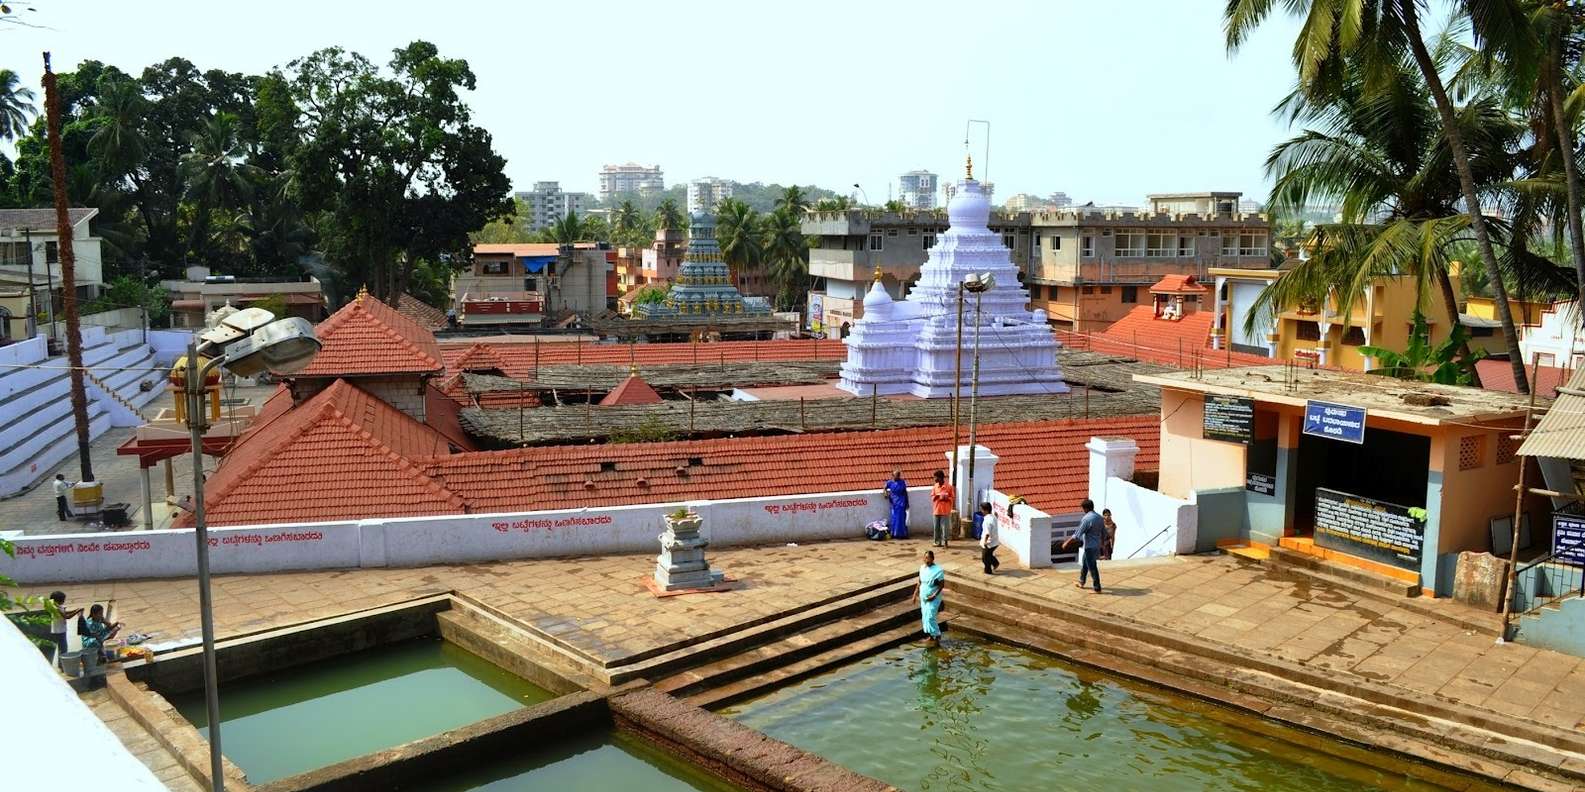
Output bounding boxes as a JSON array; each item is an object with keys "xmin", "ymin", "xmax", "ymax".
[{"xmin": 907, "ymin": 497, "xmax": 1116, "ymax": 647}]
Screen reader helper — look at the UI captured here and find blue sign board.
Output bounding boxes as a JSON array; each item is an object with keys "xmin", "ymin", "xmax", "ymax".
[
  {"xmin": 1555, "ymin": 515, "xmax": 1585, "ymax": 565},
  {"xmin": 1303, "ymin": 401, "xmax": 1366, "ymax": 444}
]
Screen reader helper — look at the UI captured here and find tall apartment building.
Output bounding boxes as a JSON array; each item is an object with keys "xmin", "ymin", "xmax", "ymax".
[
  {"xmin": 1022, "ymin": 191, "xmax": 1271, "ymax": 333},
  {"xmin": 515, "ymin": 181, "xmax": 592, "ymax": 231},
  {"xmin": 598, "ymin": 163, "xmax": 665, "ymax": 203},
  {"xmin": 897, "ymin": 170, "xmax": 938, "ymax": 209},
  {"xmin": 801, "ymin": 208, "xmax": 1032, "ymax": 335},
  {"xmin": 687, "ymin": 177, "xmax": 735, "ymax": 214}
]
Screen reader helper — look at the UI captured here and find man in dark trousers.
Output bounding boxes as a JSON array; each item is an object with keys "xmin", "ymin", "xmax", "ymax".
[
  {"xmin": 1063, "ymin": 498, "xmax": 1104, "ymax": 593},
  {"xmin": 53, "ymin": 474, "xmax": 72, "ymax": 521}
]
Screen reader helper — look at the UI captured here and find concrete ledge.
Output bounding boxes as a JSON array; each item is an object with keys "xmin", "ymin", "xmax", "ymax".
[
  {"xmin": 436, "ymin": 603, "xmax": 603, "ymax": 695},
  {"xmin": 260, "ymin": 692, "xmax": 610, "ymax": 792},
  {"xmin": 106, "ymin": 672, "xmax": 253, "ymax": 791},
  {"xmin": 132, "ymin": 595, "xmax": 451, "ymax": 695},
  {"xmin": 610, "ymin": 688, "xmax": 896, "ymax": 792}
]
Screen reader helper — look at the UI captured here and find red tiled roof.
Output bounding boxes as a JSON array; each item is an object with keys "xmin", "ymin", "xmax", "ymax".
[
  {"xmin": 425, "ymin": 383, "xmax": 478, "ymax": 452},
  {"xmin": 449, "ymin": 343, "xmax": 511, "ymax": 374},
  {"xmin": 418, "ymin": 416, "xmax": 1161, "ymax": 516},
  {"xmin": 1476, "ymin": 359, "xmax": 1567, "ymax": 399},
  {"xmin": 185, "ymin": 379, "xmax": 465, "ymax": 527},
  {"xmin": 599, "ymin": 374, "xmax": 663, "ymax": 406},
  {"xmin": 438, "ymin": 339, "xmax": 848, "ymax": 380},
  {"xmin": 1150, "ymin": 274, "xmax": 1208, "ymax": 294},
  {"xmin": 296, "ymin": 292, "xmax": 444, "ymax": 378},
  {"xmin": 1085, "ymin": 306, "xmax": 1275, "ymax": 369},
  {"xmin": 396, "ymin": 293, "xmax": 449, "ymax": 331}
]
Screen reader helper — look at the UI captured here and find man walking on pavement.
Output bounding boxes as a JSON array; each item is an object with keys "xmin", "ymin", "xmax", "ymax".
[
  {"xmin": 1063, "ymin": 498, "xmax": 1104, "ymax": 593},
  {"xmin": 53, "ymin": 474, "xmax": 72, "ymax": 521}
]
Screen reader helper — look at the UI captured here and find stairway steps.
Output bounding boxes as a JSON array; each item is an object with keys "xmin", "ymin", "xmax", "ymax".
[
  {"xmin": 603, "ymin": 576, "xmax": 915, "ymax": 685},
  {"xmin": 687, "ymin": 622, "xmax": 921, "ymax": 711},
  {"xmin": 1267, "ymin": 546, "xmax": 1418, "ymax": 596},
  {"xmin": 655, "ymin": 601, "xmax": 916, "ymax": 698}
]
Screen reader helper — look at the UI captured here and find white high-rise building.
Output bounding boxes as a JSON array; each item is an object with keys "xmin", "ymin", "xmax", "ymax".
[
  {"xmin": 599, "ymin": 163, "xmax": 665, "ymax": 203},
  {"xmin": 515, "ymin": 181, "xmax": 592, "ymax": 231},
  {"xmin": 898, "ymin": 170, "xmax": 939, "ymax": 209},
  {"xmin": 687, "ymin": 177, "xmax": 735, "ymax": 214},
  {"xmin": 838, "ymin": 159, "xmax": 1066, "ymax": 399}
]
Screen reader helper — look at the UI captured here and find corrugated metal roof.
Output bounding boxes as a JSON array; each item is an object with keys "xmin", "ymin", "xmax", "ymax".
[{"xmin": 1519, "ymin": 366, "xmax": 1585, "ymax": 460}]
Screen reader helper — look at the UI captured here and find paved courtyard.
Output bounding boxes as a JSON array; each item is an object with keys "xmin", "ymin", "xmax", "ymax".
[{"xmin": 26, "ymin": 538, "xmax": 1585, "ymax": 740}]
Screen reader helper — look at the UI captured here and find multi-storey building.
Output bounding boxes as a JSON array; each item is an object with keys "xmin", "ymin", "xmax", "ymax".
[
  {"xmin": 801, "ymin": 208, "xmax": 1032, "ymax": 336},
  {"xmin": 1022, "ymin": 191, "xmax": 1271, "ymax": 333},
  {"xmin": 898, "ymin": 170, "xmax": 938, "ymax": 210},
  {"xmin": 598, "ymin": 163, "xmax": 665, "ymax": 203},
  {"xmin": 458, "ymin": 243, "xmax": 610, "ymax": 326},
  {"xmin": 687, "ymin": 177, "xmax": 734, "ymax": 214},
  {"xmin": 514, "ymin": 181, "xmax": 592, "ymax": 231}
]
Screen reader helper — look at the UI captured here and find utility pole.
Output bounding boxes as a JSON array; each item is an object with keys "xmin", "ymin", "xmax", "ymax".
[
  {"xmin": 44, "ymin": 52, "xmax": 93, "ymax": 484},
  {"xmin": 950, "ymin": 282, "xmax": 965, "ymax": 535},
  {"xmin": 19, "ymin": 227, "xmax": 37, "ymax": 338},
  {"xmin": 963, "ymin": 273, "xmax": 992, "ymax": 520}
]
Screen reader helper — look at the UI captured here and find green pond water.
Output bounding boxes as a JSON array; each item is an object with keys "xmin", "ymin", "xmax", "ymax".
[
  {"xmin": 173, "ymin": 637, "xmax": 554, "ymax": 784},
  {"xmin": 722, "ymin": 638, "xmax": 1457, "ymax": 792},
  {"xmin": 410, "ymin": 730, "xmax": 739, "ymax": 791}
]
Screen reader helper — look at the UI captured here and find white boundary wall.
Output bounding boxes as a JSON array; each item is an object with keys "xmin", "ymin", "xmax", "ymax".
[
  {"xmin": 987, "ymin": 489, "xmax": 1053, "ymax": 568},
  {"xmin": 0, "ymin": 615, "xmax": 164, "ymax": 789},
  {"xmin": 0, "ymin": 487, "xmax": 933, "ymax": 584}
]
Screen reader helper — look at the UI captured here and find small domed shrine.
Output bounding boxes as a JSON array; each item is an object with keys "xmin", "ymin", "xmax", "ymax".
[
  {"xmin": 837, "ymin": 156, "xmax": 1067, "ymax": 398},
  {"xmin": 636, "ymin": 212, "xmax": 772, "ymax": 318}
]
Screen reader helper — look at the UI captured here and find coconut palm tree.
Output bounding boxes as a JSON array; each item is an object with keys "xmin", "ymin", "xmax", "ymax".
[
  {"xmin": 715, "ymin": 198, "xmax": 764, "ymax": 285},
  {"xmin": 762, "ymin": 208, "xmax": 809, "ymax": 311},
  {"xmin": 1461, "ymin": 0, "xmax": 1585, "ymax": 311},
  {"xmin": 1226, "ymin": 0, "xmax": 1534, "ymax": 392},
  {"xmin": 656, "ymin": 198, "xmax": 686, "ymax": 232},
  {"xmin": 180, "ymin": 112, "xmax": 259, "ymax": 261},
  {"xmin": 613, "ymin": 199, "xmax": 644, "ymax": 246},
  {"xmin": 775, "ymin": 185, "xmax": 810, "ymax": 218},
  {"xmin": 1249, "ymin": 54, "xmax": 1532, "ymax": 380},
  {"xmin": 0, "ymin": 68, "xmax": 35, "ymax": 141}
]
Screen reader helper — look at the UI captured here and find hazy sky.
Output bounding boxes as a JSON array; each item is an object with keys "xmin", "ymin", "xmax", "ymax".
[{"xmin": 5, "ymin": 0, "xmax": 1306, "ymax": 205}]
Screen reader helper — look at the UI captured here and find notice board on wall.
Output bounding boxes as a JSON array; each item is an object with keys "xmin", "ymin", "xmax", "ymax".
[
  {"xmin": 1313, "ymin": 487, "xmax": 1424, "ymax": 571},
  {"xmin": 1203, "ymin": 395, "xmax": 1254, "ymax": 444}
]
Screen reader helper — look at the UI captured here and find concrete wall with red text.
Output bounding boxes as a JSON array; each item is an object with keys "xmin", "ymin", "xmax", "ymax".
[{"xmin": 0, "ymin": 488, "xmax": 932, "ymax": 584}]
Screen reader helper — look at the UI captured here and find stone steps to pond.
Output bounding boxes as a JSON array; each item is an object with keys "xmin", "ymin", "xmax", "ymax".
[
  {"xmin": 684, "ymin": 620, "xmax": 923, "ymax": 712},
  {"xmin": 948, "ymin": 583, "xmax": 1585, "ymax": 792},
  {"xmin": 1223, "ymin": 543, "xmax": 1501, "ymax": 635},
  {"xmin": 602, "ymin": 576, "xmax": 918, "ymax": 686},
  {"xmin": 655, "ymin": 600, "xmax": 918, "ymax": 700}
]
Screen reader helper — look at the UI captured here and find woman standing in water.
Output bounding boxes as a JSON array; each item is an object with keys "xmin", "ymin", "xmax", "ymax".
[
  {"xmin": 883, "ymin": 469, "xmax": 910, "ymax": 539},
  {"xmin": 913, "ymin": 550, "xmax": 945, "ymax": 646}
]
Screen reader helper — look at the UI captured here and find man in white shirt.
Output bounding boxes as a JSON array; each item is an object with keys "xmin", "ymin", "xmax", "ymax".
[
  {"xmin": 52, "ymin": 474, "xmax": 72, "ymax": 521},
  {"xmin": 979, "ymin": 502, "xmax": 1001, "ymax": 575}
]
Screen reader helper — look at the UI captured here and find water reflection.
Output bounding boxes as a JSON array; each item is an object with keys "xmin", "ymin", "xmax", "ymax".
[{"xmin": 725, "ymin": 638, "xmax": 1454, "ymax": 792}]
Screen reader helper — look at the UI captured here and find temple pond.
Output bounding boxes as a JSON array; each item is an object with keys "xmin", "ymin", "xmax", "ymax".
[
  {"xmin": 173, "ymin": 636, "xmax": 554, "ymax": 784},
  {"xmin": 409, "ymin": 730, "xmax": 739, "ymax": 791},
  {"xmin": 723, "ymin": 637, "xmax": 1464, "ymax": 792}
]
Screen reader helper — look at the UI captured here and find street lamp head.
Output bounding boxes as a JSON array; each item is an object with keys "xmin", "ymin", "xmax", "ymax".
[
  {"xmin": 220, "ymin": 317, "xmax": 321, "ymax": 377},
  {"xmin": 962, "ymin": 272, "xmax": 996, "ymax": 293}
]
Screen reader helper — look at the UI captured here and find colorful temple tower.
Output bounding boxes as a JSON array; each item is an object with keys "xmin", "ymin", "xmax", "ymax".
[{"xmin": 636, "ymin": 212, "xmax": 772, "ymax": 318}]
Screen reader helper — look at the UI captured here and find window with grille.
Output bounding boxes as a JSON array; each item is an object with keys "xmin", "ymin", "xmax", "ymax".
[
  {"xmin": 1115, "ymin": 232, "xmax": 1147, "ymax": 256},
  {"xmin": 869, "ymin": 233, "xmax": 883, "ymax": 251},
  {"xmin": 1121, "ymin": 286, "xmax": 1139, "ymax": 303},
  {"xmin": 1496, "ymin": 434, "xmax": 1519, "ymax": 465},
  {"xmin": 1459, "ymin": 435, "xmax": 1485, "ymax": 471},
  {"xmin": 1081, "ymin": 236, "xmax": 1094, "ymax": 257},
  {"xmin": 1296, "ymin": 321, "xmax": 1320, "ymax": 341}
]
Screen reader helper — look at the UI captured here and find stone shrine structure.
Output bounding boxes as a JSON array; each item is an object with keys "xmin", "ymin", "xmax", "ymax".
[
  {"xmin": 654, "ymin": 509, "xmax": 725, "ymax": 591},
  {"xmin": 838, "ymin": 157, "xmax": 1067, "ymax": 397},
  {"xmin": 636, "ymin": 212, "xmax": 772, "ymax": 318}
]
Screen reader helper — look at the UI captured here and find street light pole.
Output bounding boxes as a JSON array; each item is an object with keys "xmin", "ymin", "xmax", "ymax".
[
  {"xmin": 963, "ymin": 274, "xmax": 991, "ymax": 520},
  {"xmin": 185, "ymin": 339, "xmax": 225, "ymax": 792},
  {"xmin": 950, "ymin": 282, "xmax": 964, "ymax": 534}
]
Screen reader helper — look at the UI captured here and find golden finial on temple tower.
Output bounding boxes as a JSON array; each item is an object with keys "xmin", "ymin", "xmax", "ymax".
[
  {"xmin": 356, "ymin": 284, "xmax": 370, "ymax": 301},
  {"xmin": 873, "ymin": 263, "xmax": 884, "ymax": 283},
  {"xmin": 965, "ymin": 153, "xmax": 974, "ymax": 180}
]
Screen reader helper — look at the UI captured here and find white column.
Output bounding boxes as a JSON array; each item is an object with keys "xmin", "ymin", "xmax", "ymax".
[
  {"xmin": 1086, "ymin": 436, "xmax": 1140, "ymax": 508},
  {"xmin": 948, "ymin": 444, "xmax": 998, "ymax": 516}
]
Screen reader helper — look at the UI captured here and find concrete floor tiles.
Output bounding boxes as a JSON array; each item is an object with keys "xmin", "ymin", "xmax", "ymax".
[{"xmin": 30, "ymin": 538, "xmax": 1585, "ymax": 783}]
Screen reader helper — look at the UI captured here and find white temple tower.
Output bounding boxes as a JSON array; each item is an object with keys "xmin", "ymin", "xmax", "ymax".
[{"xmin": 837, "ymin": 156, "xmax": 1067, "ymax": 398}]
